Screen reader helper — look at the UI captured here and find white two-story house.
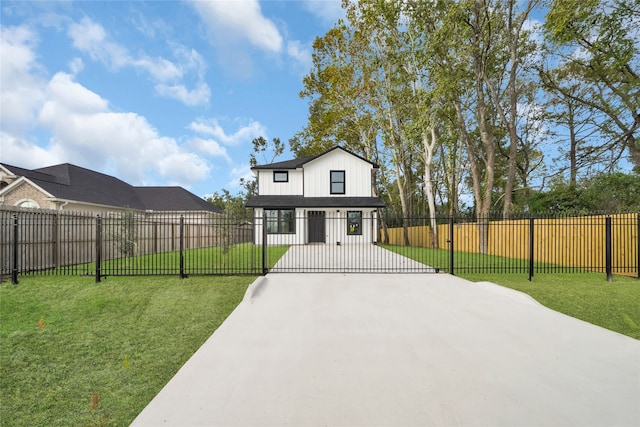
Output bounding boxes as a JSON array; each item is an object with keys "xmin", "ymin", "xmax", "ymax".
[{"xmin": 246, "ymin": 146, "xmax": 385, "ymax": 245}]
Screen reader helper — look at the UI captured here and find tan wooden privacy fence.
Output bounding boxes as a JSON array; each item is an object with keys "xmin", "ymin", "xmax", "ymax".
[{"xmin": 384, "ymin": 213, "xmax": 639, "ymax": 276}]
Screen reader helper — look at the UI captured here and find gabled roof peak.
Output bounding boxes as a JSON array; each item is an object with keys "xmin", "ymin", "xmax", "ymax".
[
  {"xmin": 0, "ymin": 162, "xmax": 221, "ymax": 213},
  {"xmin": 251, "ymin": 146, "xmax": 379, "ymax": 170}
]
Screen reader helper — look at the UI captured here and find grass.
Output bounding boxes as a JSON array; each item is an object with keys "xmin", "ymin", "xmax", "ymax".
[
  {"xmin": 458, "ymin": 272, "xmax": 640, "ymax": 340},
  {"xmin": 0, "ymin": 275, "xmax": 254, "ymax": 426},
  {"xmin": 381, "ymin": 244, "xmax": 556, "ymax": 272},
  {"xmin": 53, "ymin": 243, "xmax": 290, "ymax": 276},
  {"xmin": 382, "ymin": 244, "xmax": 640, "ymax": 340},
  {"xmin": 2, "ymin": 244, "xmax": 637, "ymax": 425}
]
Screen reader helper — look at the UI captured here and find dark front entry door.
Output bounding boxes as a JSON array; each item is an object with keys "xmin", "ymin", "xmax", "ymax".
[{"xmin": 308, "ymin": 211, "xmax": 326, "ymax": 243}]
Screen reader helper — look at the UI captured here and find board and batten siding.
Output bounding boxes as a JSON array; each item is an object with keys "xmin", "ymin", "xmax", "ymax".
[
  {"xmin": 253, "ymin": 208, "xmax": 378, "ymax": 246},
  {"xmin": 257, "ymin": 169, "xmax": 303, "ymax": 196},
  {"xmin": 303, "ymin": 149, "xmax": 373, "ymax": 197}
]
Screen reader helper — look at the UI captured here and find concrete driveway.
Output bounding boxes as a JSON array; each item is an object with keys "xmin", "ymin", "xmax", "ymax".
[
  {"xmin": 131, "ymin": 273, "xmax": 640, "ymax": 426},
  {"xmin": 270, "ymin": 243, "xmax": 436, "ymax": 273}
]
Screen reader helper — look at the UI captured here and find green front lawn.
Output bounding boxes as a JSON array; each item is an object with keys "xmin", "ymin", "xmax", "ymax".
[
  {"xmin": 2, "ymin": 245, "xmax": 637, "ymax": 426},
  {"xmin": 1, "ymin": 275, "xmax": 254, "ymax": 426},
  {"xmin": 52, "ymin": 243, "xmax": 290, "ymax": 277},
  {"xmin": 381, "ymin": 243, "xmax": 553, "ymax": 272},
  {"xmin": 382, "ymin": 244, "xmax": 639, "ymax": 340},
  {"xmin": 459, "ymin": 272, "xmax": 640, "ymax": 340}
]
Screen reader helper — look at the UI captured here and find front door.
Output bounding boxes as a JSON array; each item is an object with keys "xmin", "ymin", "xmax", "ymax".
[{"xmin": 308, "ymin": 211, "xmax": 326, "ymax": 243}]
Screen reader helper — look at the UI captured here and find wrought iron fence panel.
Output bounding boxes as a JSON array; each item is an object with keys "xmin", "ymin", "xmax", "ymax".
[{"xmin": 1, "ymin": 207, "xmax": 638, "ymax": 282}]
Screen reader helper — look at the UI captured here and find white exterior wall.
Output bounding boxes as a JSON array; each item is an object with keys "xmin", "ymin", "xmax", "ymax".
[
  {"xmin": 317, "ymin": 209, "xmax": 378, "ymax": 245},
  {"xmin": 258, "ymin": 169, "xmax": 303, "ymax": 196},
  {"xmin": 253, "ymin": 208, "xmax": 306, "ymax": 245},
  {"xmin": 303, "ymin": 149, "xmax": 373, "ymax": 197},
  {"xmin": 253, "ymin": 208, "xmax": 378, "ymax": 246}
]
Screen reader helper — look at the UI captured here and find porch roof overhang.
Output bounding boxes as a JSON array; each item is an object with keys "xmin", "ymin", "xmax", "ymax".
[{"xmin": 246, "ymin": 195, "xmax": 385, "ymax": 209}]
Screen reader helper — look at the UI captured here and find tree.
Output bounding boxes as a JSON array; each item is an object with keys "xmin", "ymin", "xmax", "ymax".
[
  {"xmin": 544, "ymin": 0, "xmax": 640, "ymax": 170},
  {"xmin": 480, "ymin": 0, "xmax": 541, "ymax": 217},
  {"xmin": 528, "ymin": 171, "xmax": 640, "ymax": 212},
  {"xmin": 249, "ymin": 136, "xmax": 284, "ymax": 168}
]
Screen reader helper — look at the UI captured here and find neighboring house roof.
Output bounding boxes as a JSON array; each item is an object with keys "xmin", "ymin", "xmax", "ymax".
[
  {"xmin": 0, "ymin": 163, "xmax": 221, "ymax": 213},
  {"xmin": 252, "ymin": 146, "xmax": 380, "ymax": 170},
  {"xmin": 246, "ymin": 195, "xmax": 385, "ymax": 209},
  {"xmin": 136, "ymin": 187, "xmax": 221, "ymax": 211}
]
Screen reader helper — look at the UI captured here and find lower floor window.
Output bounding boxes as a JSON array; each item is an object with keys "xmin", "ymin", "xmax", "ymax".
[
  {"xmin": 265, "ymin": 209, "xmax": 295, "ymax": 234},
  {"xmin": 347, "ymin": 211, "xmax": 362, "ymax": 235}
]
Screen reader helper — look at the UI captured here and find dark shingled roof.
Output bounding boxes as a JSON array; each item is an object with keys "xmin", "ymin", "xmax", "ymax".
[
  {"xmin": 246, "ymin": 195, "xmax": 385, "ymax": 209},
  {"xmin": 252, "ymin": 146, "xmax": 379, "ymax": 170},
  {"xmin": 135, "ymin": 187, "xmax": 222, "ymax": 211},
  {"xmin": 1, "ymin": 163, "xmax": 221, "ymax": 213}
]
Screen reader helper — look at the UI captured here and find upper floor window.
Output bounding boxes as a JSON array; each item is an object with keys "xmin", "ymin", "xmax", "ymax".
[
  {"xmin": 273, "ymin": 171, "xmax": 288, "ymax": 182},
  {"xmin": 330, "ymin": 170, "xmax": 345, "ymax": 194}
]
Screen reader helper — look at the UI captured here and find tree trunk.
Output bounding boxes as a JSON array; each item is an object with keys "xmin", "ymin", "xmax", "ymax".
[
  {"xmin": 423, "ymin": 127, "xmax": 439, "ymax": 249},
  {"xmin": 568, "ymin": 103, "xmax": 578, "ymax": 185}
]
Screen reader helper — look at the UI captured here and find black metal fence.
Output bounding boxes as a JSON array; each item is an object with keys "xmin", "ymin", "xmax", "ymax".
[
  {"xmin": 1, "ymin": 208, "xmax": 257, "ymax": 283},
  {"xmin": 1, "ymin": 207, "xmax": 638, "ymax": 282}
]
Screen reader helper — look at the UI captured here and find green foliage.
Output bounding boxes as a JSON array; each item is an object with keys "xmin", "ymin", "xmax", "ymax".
[
  {"xmin": 114, "ymin": 210, "xmax": 137, "ymax": 257},
  {"xmin": 543, "ymin": 0, "xmax": 640, "ymax": 169},
  {"xmin": 382, "ymin": 245, "xmax": 640, "ymax": 339},
  {"xmin": 528, "ymin": 172, "xmax": 640, "ymax": 213},
  {"xmin": 206, "ymin": 189, "xmax": 252, "ymax": 220},
  {"xmin": 581, "ymin": 172, "xmax": 640, "ymax": 211},
  {"xmin": 249, "ymin": 136, "xmax": 284, "ymax": 168},
  {"xmin": 460, "ymin": 272, "xmax": 640, "ymax": 340},
  {"xmin": 0, "ymin": 276, "xmax": 253, "ymax": 426},
  {"xmin": 292, "ymin": 0, "xmax": 638, "ymax": 216},
  {"xmin": 209, "ymin": 135, "xmax": 284, "ymax": 217}
]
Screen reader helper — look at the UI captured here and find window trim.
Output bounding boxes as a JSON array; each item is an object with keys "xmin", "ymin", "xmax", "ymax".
[
  {"xmin": 16, "ymin": 199, "xmax": 39, "ymax": 209},
  {"xmin": 273, "ymin": 171, "xmax": 289, "ymax": 183},
  {"xmin": 330, "ymin": 170, "xmax": 345, "ymax": 194},
  {"xmin": 347, "ymin": 210, "xmax": 362, "ymax": 235},
  {"xmin": 265, "ymin": 209, "xmax": 296, "ymax": 234}
]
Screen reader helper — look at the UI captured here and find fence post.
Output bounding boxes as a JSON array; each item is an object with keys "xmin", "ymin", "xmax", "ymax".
[
  {"xmin": 12, "ymin": 215, "xmax": 19, "ymax": 285},
  {"xmin": 605, "ymin": 215, "xmax": 612, "ymax": 282},
  {"xmin": 262, "ymin": 211, "xmax": 268, "ymax": 275},
  {"xmin": 528, "ymin": 216, "xmax": 535, "ymax": 281},
  {"xmin": 448, "ymin": 216, "xmax": 454, "ymax": 275},
  {"xmin": 179, "ymin": 215, "xmax": 185, "ymax": 279},
  {"xmin": 95, "ymin": 215, "xmax": 102, "ymax": 283},
  {"xmin": 637, "ymin": 213, "xmax": 640, "ymax": 279}
]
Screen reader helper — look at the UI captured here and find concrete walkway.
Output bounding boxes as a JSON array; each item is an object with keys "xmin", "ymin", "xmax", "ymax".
[
  {"xmin": 131, "ymin": 274, "xmax": 640, "ymax": 427},
  {"xmin": 270, "ymin": 244, "xmax": 436, "ymax": 273}
]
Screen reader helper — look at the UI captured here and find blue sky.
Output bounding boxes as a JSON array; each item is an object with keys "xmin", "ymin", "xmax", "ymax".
[{"xmin": 0, "ymin": 0, "xmax": 344, "ymax": 198}]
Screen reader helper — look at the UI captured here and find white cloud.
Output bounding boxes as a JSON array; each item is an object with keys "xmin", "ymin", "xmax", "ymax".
[
  {"xmin": 41, "ymin": 72, "xmax": 108, "ymax": 114},
  {"xmin": 303, "ymin": 0, "xmax": 344, "ymax": 25},
  {"xmin": 190, "ymin": 137, "xmax": 231, "ymax": 161},
  {"xmin": 189, "ymin": 118, "xmax": 266, "ymax": 146},
  {"xmin": 0, "ymin": 25, "xmax": 47, "ymax": 135},
  {"xmin": 0, "ymin": 131, "xmax": 60, "ymax": 169},
  {"xmin": 287, "ymin": 40, "xmax": 312, "ymax": 71},
  {"xmin": 66, "ymin": 17, "xmax": 210, "ymax": 106},
  {"xmin": 190, "ymin": 0, "xmax": 283, "ymax": 53},
  {"xmin": 33, "ymin": 72, "xmax": 211, "ymax": 187},
  {"xmin": 155, "ymin": 82, "xmax": 211, "ymax": 107},
  {"xmin": 228, "ymin": 163, "xmax": 254, "ymax": 189},
  {"xmin": 68, "ymin": 57, "xmax": 84, "ymax": 74},
  {"xmin": 68, "ymin": 17, "xmax": 130, "ymax": 70},
  {"xmin": 132, "ymin": 56, "xmax": 182, "ymax": 83}
]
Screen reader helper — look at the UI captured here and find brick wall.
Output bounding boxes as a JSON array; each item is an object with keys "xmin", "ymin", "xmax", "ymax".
[{"xmin": 1, "ymin": 181, "xmax": 56, "ymax": 209}]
